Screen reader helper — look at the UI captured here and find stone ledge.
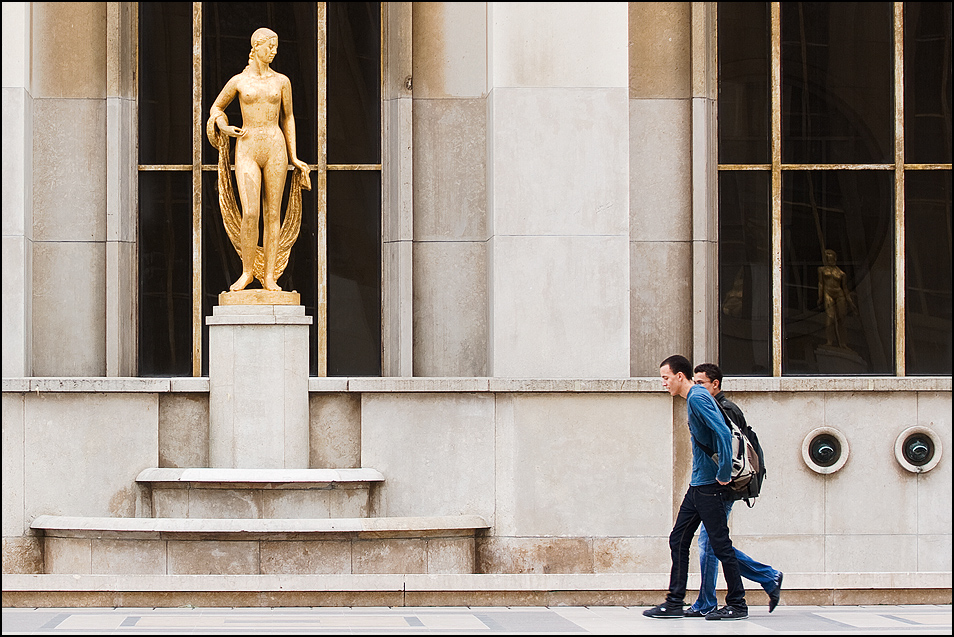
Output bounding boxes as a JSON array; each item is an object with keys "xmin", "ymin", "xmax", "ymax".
[
  {"xmin": 3, "ymin": 572, "xmax": 950, "ymax": 608},
  {"xmin": 5, "ymin": 572, "xmax": 947, "ymax": 591},
  {"xmin": 5, "ymin": 376, "xmax": 950, "ymax": 394},
  {"xmin": 31, "ymin": 515, "xmax": 490, "ymax": 539},
  {"xmin": 137, "ymin": 467, "xmax": 385, "ymax": 486}
]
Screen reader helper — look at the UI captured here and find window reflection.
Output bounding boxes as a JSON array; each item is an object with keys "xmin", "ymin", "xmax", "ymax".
[
  {"xmin": 782, "ymin": 171, "xmax": 894, "ymax": 374},
  {"xmin": 905, "ymin": 171, "xmax": 953, "ymax": 374},
  {"xmin": 719, "ymin": 171, "xmax": 772, "ymax": 375},
  {"xmin": 718, "ymin": 2, "xmax": 770, "ymax": 165},
  {"xmin": 139, "ymin": 172, "xmax": 193, "ymax": 376},
  {"xmin": 781, "ymin": 2, "xmax": 893, "ymax": 165},
  {"xmin": 904, "ymin": 2, "xmax": 953, "ymax": 165}
]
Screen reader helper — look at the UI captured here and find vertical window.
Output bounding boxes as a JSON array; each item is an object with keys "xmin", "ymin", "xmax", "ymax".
[
  {"xmin": 718, "ymin": 2, "xmax": 952, "ymax": 376},
  {"xmin": 138, "ymin": 2, "xmax": 382, "ymax": 377}
]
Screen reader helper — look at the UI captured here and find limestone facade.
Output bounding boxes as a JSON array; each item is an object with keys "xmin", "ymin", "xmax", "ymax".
[{"xmin": 2, "ymin": 2, "xmax": 951, "ymax": 600}]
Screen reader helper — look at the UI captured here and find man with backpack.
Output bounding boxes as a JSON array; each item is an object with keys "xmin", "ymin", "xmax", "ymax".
[
  {"xmin": 644, "ymin": 355, "xmax": 748, "ymax": 620},
  {"xmin": 685, "ymin": 362, "xmax": 784, "ymax": 617}
]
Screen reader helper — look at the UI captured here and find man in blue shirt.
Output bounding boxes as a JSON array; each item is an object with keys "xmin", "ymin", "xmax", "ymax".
[
  {"xmin": 686, "ymin": 362, "xmax": 783, "ymax": 617},
  {"xmin": 643, "ymin": 355, "xmax": 748, "ymax": 620}
]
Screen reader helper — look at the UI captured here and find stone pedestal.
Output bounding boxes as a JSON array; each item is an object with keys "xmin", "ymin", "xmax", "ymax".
[{"xmin": 207, "ymin": 304, "xmax": 312, "ymax": 468}]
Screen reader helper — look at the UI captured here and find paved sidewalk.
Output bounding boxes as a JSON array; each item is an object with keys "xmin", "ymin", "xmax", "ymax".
[{"xmin": 2, "ymin": 604, "xmax": 951, "ymax": 634}]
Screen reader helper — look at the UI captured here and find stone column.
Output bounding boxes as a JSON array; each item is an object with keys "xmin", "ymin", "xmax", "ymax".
[
  {"xmin": 1, "ymin": 2, "xmax": 33, "ymax": 377},
  {"xmin": 207, "ymin": 299, "xmax": 312, "ymax": 469},
  {"xmin": 487, "ymin": 2, "xmax": 631, "ymax": 378}
]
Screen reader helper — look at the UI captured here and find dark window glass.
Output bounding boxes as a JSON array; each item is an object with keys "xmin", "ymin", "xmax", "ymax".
[
  {"xmin": 327, "ymin": 170, "xmax": 381, "ymax": 376},
  {"xmin": 905, "ymin": 170, "xmax": 952, "ymax": 374},
  {"xmin": 718, "ymin": 2, "xmax": 770, "ymax": 165},
  {"xmin": 719, "ymin": 171, "xmax": 772, "ymax": 375},
  {"xmin": 201, "ymin": 2, "xmax": 320, "ymax": 375},
  {"xmin": 140, "ymin": 3, "xmax": 382, "ymax": 376},
  {"xmin": 904, "ymin": 2, "xmax": 954, "ymax": 165},
  {"xmin": 781, "ymin": 2, "xmax": 893, "ymax": 164},
  {"xmin": 782, "ymin": 171, "xmax": 894, "ymax": 374},
  {"xmin": 139, "ymin": 2, "xmax": 192, "ymax": 165},
  {"xmin": 139, "ymin": 171, "xmax": 193, "ymax": 376},
  {"xmin": 327, "ymin": 2, "xmax": 381, "ymax": 164}
]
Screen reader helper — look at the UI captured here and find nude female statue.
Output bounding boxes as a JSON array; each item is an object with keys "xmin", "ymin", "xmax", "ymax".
[
  {"xmin": 207, "ymin": 27, "xmax": 311, "ymax": 292},
  {"xmin": 817, "ymin": 249, "xmax": 856, "ymax": 348}
]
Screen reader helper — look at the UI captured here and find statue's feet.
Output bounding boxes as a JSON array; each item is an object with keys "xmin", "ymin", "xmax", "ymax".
[
  {"xmin": 230, "ymin": 272, "xmax": 254, "ymax": 292},
  {"xmin": 263, "ymin": 277, "xmax": 282, "ymax": 292}
]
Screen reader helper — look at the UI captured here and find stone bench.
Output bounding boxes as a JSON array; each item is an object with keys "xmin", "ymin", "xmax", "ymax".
[
  {"xmin": 31, "ymin": 515, "xmax": 490, "ymax": 576},
  {"xmin": 136, "ymin": 468, "xmax": 386, "ymax": 519}
]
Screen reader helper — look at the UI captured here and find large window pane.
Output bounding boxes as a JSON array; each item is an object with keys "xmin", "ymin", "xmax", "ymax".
[
  {"xmin": 327, "ymin": 2, "xmax": 381, "ymax": 165},
  {"xmin": 904, "ymin": 2, "xmax": 953, "ymax": 165},
  {"xmin": 719, "ymin": 171, "xmax": 772, "ymax": 375},
  {"xmin": 718, "ymin": 2, "xmax": 770, "ymax": 165},
  {"xmin": 139, "ymin": 2, "xmax": 192, "ymax": 165},
  {"xmin": 139, "ymin": 172, "xmax": 193, "ymax": 376},
  {"xmin": 327, "ymin": 170, "xmax": 381, "ymax": 376},
  {"xmin": 905, "ymin": 170, "xmax": 952, "ymax": 374},
  {"xmin": 202, "ymin": 2, "xmax": 317, "ymax": 166},
  {"xmin": 782, "ymin": 171, "xmax": 894, "ymax": 374},
  {"xmin": 781, "ymin": 2, "xmax": 893, "ymax": 164}
]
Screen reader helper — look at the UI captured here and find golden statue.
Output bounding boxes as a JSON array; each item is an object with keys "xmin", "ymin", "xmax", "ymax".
[
  {"xmin": 207, "ymin": 27, "xmax": 311, "ymax": 293},
  {"xmin": 817, "ymin": 249, "xmax": 856, "ymax": 349}
]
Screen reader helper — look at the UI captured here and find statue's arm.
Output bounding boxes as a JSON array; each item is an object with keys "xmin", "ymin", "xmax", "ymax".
[
  {"xmin": 841, "ymin": 271, "xmax": 856, "ymax": 310},
  {"xmin": 208, "ymin": 77, "xmax": 244, "ymax": 138},
  {"xmin": 280, "ymin": 76, "xmax": 307, "ymax": 172}
]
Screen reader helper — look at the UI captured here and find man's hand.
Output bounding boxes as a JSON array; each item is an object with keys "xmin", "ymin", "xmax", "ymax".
[{"xmin": 717, "ymin": 479, "xmax": 729, "ymax": 485}]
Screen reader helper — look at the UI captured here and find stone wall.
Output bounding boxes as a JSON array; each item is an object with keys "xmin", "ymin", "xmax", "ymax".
[{"xmin": 4, "ymin": 377, "xmax": 950, "ymax": 577}]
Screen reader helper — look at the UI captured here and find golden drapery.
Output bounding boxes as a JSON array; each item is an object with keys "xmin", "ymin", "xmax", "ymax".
[{"xmin": 207, "ymin": 120, "xmax": 310, "ymax": 287}]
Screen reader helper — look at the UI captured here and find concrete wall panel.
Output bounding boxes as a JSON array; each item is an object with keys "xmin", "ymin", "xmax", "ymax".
[
  {"xmin": 31, "ymin": 241, "xmax": 106, "ymax": 377},
  {"xmin": 22, "ymin": 393, "xmax": 158, "ymax": 527},
  {"xmin": 361, "ymin": 392, "xmax": 496, "ymax": 520},
  {"xmin": 414, "ymin": 241, "xmax": 488, "ymax": 377}
]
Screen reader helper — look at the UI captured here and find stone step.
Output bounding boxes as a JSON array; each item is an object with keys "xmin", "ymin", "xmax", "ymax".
[
  {"xmin": 137, "ymin": 468, "xmax": 385, "ymax": 519},
  {"xmin": 4, "ymin": 572, "xmax": 951, "ymax": 608},
  {"xmin": 31, "ymin": 515, "xmax": 489, "ymax": 576}
]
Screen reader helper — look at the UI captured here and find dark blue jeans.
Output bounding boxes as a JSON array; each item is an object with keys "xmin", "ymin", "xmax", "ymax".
[
  {"xmin": 666, "ymin": 483, "xmax": 747, "ymax": 609},
  {"xmin": 690, "ymin": 500, "xmax": 779, "ymax": 613}
]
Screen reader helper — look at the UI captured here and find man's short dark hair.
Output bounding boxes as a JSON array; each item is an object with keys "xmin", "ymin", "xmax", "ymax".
[
  {"xmin": 660, "ymin": 355, "xmax": 692, "ymax": 379},
  {"xmin": 693, "ymin": 362, "xmax": 723, "ymax": 386}
]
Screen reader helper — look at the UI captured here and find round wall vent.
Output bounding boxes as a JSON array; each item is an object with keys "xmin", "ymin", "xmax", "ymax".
[
  {"xmin": 894, "ymin": 426, "xmax": 943, "ymax": 473},
  {"xmin": 802, "ymin": 427, "xmax": 850, "ymax": 474}
]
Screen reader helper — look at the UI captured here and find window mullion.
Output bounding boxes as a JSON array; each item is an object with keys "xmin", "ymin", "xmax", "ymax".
[
  {"xmin": 893, "ymin": 1, "xmax": 905, "ymax": 376},
  {"xmin": 771, "ymin": 1, "xmax": 782, "ymax": 377},
  {"xmin": 191, "ymin": 1, "xmax": 203, "ymax": 377},
  {"xmin": 316, "ymin": 1, "xmax": 328, "ymax": 377}
]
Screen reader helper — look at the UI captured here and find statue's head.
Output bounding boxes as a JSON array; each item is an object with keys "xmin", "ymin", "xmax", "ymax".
[
  {"xmin": 824, "ymin": 249, "xmax": 837, "ymax": 265},
  {"xmin": 251, "ymin": 27, "xmax": 278, "ymax": 49}
]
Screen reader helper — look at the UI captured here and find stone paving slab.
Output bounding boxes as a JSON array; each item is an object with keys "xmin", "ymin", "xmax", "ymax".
[{"xmin": 1, "ymin": 605, "xmax": 950, "ymax": 634}]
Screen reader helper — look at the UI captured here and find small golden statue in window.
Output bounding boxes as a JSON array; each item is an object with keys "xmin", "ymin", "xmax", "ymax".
[
  {"xmin": 207, "ymin": 27, "xmax": 311, "ymax": 294},
  {"xmin": 817, "ymin": 249, "xmax": 856, "ymax": 349}
]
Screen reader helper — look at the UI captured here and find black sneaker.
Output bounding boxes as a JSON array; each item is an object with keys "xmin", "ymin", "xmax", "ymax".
[
  {"xmin": 768, "ymin": 571, "xmax": 783, "ymax": 612},
  {"xmin": 684, "ymin": 607, "xmax": 712, "ymax": 618},
  {"xmin": 642, "ymin": 602, "xmax": 684, "ymax": 619},
  {"xmin": 705, "ymin": 605, "xmax": 748, "ymax": 620}
]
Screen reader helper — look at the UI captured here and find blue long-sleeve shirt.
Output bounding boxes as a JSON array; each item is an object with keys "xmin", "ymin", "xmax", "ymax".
[{"xmin": 686, "ymin": 384, "xmax": 735, "ymax": 486}]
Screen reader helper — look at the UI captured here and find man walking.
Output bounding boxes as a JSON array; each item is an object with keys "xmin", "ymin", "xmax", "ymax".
[
  {"xmin": 685, "ymin": 362, "xmax": 784, "ymax": 617},
  {"xmin": 644, "ymin": 355, "xmax": 748, "ymax": 620}
]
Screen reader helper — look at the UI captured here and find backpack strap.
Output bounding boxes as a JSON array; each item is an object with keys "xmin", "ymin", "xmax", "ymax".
[
  {"xmin": 691, "ymin": 433, "xmax": 717, "ymax": 459},
  {"xmin": 693, "ymin": 398, "xmax": 736, "ymax": 459}
]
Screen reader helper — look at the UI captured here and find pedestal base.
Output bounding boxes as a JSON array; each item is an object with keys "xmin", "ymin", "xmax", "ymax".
[
  {"xmin": 207, "ymin": 304, "xmax": 313, "ymax": 468},
  {"xmin": 219, "ymin": 289, "xmax": 300, "ymax": 305}
]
